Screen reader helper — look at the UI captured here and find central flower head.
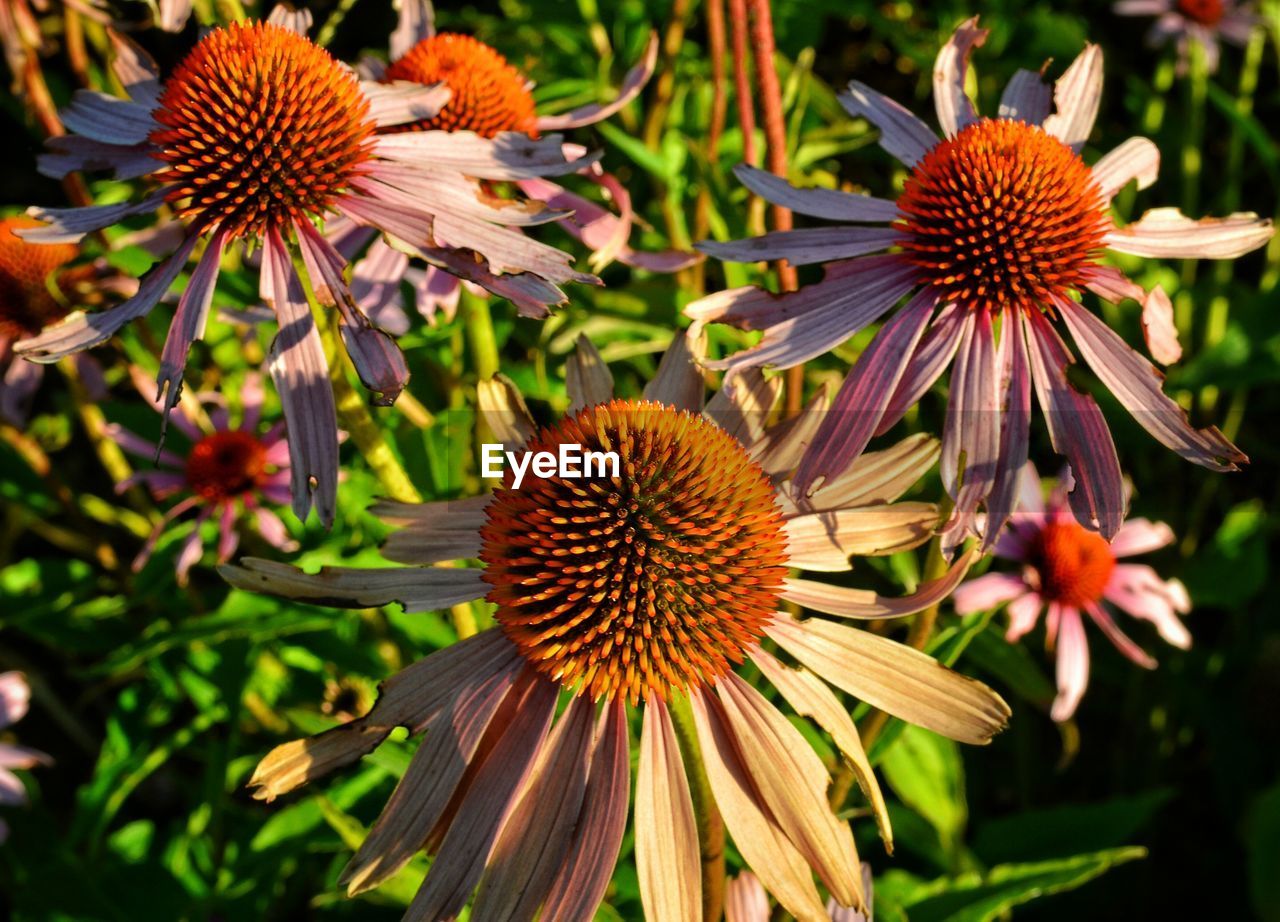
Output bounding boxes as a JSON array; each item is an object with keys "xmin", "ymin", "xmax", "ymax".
[
  {"xmin": 0, "ymin": 216, "xmax": 76, "ymax": 340},
  {"xmin": 480, "ymin": 400, "xmax": 789, "ymax": 704},
  {"xmin": 150, "ymin": 22, "xmax": 375, "ymax": 239},
  {"xmin": 382, "ymin": 33, "xmax": 537, "ymax": 137},
  {"xmin": 896, "ymin": 119, "xmax": 1110, "ymax": 312},
  {"xmin": 1027, "ymin": 519, "xmax": 1116, "ymax": 608},
  {"xmin": 1177, "ymin": 0, "xmax": 1225, "ymax": 25},
  {"xmin": 185, "ymin": 430, "xmax": 269, "ymax": 501}
]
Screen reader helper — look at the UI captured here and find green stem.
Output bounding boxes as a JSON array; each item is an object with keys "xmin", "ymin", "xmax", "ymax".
[
  {"xmin": 460, "ymin": 288, "xmax": 501, "ymax": 380},
  {"xmin": 669, "ymin": 695, "xmax": 726, "ymax": 922},
  {"xmin": 316, "ymin": 0, "xmax": 360, "ymax": 47},
  {"xmin": 1116, "ymin": 57, "xmax": 1174, "ymax": 220}
]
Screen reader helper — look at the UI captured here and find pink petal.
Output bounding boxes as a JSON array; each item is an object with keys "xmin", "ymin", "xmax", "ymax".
[
  {"xmin": 415, "ymin": 245, "xmax": 569, "ymax": 318},
  {"xmin": 537, "ymin": 32, "xmax": 658, "ymax": 130},
  {"xmin": 265, "ymin": 3, "xmax": 311, "ymax": 32},
  {"xmin": 839, "ymin": 81, "xmax": 939, "ymax": 168},
  {"xmin": 407, "ymin": 673, "xmax": 558, "ymax": 921},
  {"xmin": 725, "ymin": 872, "xmax": 770, "ymax": 922},
  {"xmin": 1023, "ymin": 307, "xmax": 1125, "ymax": 538},
  {"xmin": 1006, "ymin": 591, "xmax": 1044, "ymax": 641},
  {"xmin": 0, "ymin": 769, "xmax": 29, "ymax": 806},
  {"xmin": 0, "ymin": 672, "xmax": 31, "ymax": 728},
  {"xmin": 782, "ymin": 548, "xmax": 977, "ymax": 621},
  {"xmin": 157, "ymin": 226, "xmax": 229, "ymax": 424},
  {"xmin": 0, "ymin": 354, "xmax": 43, "ymax": 425},
  {"xmin": 1085, "ymin": 265, "xmax": 1180, "ymax": 364},
  {"xmin": 984, "ymin": 304, "xmax": 1034, "ymax": 545},
  {"xmin": 0, "ymin": 742, "xmax": 51, "ymax": 771},
  {"xmin": 215, "ymin": 502, "xmax": 240, "ymax": 563},
  {"xmin": 252, "ymin": 507, "xmax": 294, "ymax": 550},
  {"xmin": 1105, "ymin": 207, "xmax": 1273, "ymax": 259},
  {"xmin": 730, "ymin": 163, "xmax": 900, "ymax": 223},
  {"xmin": 1109, "ymin": 518, "xmax": 1175, "ymax": 557},
  {"xmin": 158, "ymin": 0, "xmax": 191, "ymax": 31},
  {"xmin": 700, "ymin": 226, "xmax": 901, "ymax": 266},
  {"xmin": 261, "ymin": 227, "xmax": 340, "ymax": 527},
  {"xmin": 1091, "ymin": 137, "xmax": 1160, "ymax": 199},
  {"xmin": 791, "ymin": 288, "xmax": 936, "ymax": 496},
  {"xmin": 1084, "ymin": 601, "xmax": 1158, "ymax": 668},
  {"xmin": 373, "ymin": 132, "xmax": 597, "ymax": 180},
  {"xmin": 933, "ymin": 17, "xmax": 987, "ymax": 138},
  {"xmin": 939, "ymin": 308, "xmax": 1000, "ymax": 553},
  {"xmin": 874, "ymin": 300, "xmax": 963, "ymax": 436},
  {"xmin": 376, "ymin": 495, "xmax": 488, "ymax": 565},
  {"xmin": 541, "ymin": 699, "xmax": 630, "ymax": 922},
  {"xmin": 953, "ymin": 572, "xmax": 1029, "ymax": 614},
  {"xmin": 1042, "ymin": 44, "xmax": 1103, "ymax": 150},
  {"xmin": 998, "ymin": 69, "xmax": 1053, "ymax": 123},
  {"xmin": 1050, "ymin": 608, "xmax": 1090, "ymax": 721},
  {"xmin": 350, "ymin": 239, "xmax": 410, "ymax": 335},
  {"xmin": 363, "ymin": 80, "xmax": 451, "ymax": 128},
  {"xmin": 1056, "ymin": 294, "xmax": 1245, "ymax": 470},
  {"xmin": 390, "ymin": 0, "xmax": 434, "ymax": 59},
  {"xmin": 174, "ymin": 508, "xmax": 211, "ymax": 586},
  {"xmin": 15, "ymin": 234, "xmax": 196, "ymax": 362},
  {"xmin": 1104, "ymin": 563, "xmax": 1192, "ymax": 648},
  {"xmin": 689, "ymin": 688, "xmax": 829, "ymax": 921},
  {"xmin": 636, "ymin": 696, "xmax": 702, "ymax": 922},
  {"xmin": 412, "ymin": 265, "xmax": 462, "ymax": 326}
]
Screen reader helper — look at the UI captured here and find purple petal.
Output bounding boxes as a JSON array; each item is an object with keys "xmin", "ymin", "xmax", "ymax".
[
  {"xmin": 21, "ymin": 193, "xmax": 165, "ymax": 245},
  {"xmin": 15, "ymin": 234, "xmax": 196, "ymax": 362},
  {"xmin": 1085, "ymin": 265, "xmax": 1180, "ymax": 364},
  {"xmin": 351, "ymin": 239, "xmax": 411, "ymax": 335},
  {"xmin": 1056, "ymin": 295, "xmax": 1245, "ymax": 469},
  {"xmin": 412, "ymin": 265, "xmax": 462, "ymax": 325},
  {"xmin": 1042, "ymin": 44, "xmax": 1104, "ymax": 151},
  {"xmin": 537, "ymin": 32, "xmax": 659, "ymax": 130},
  {"xmin": 262, "ymin": 227, "xmax": 339, "ymax": 527},
  {"xmin": 840, "ymin": 81, "xmax": 939, "ymax": 168},
  {"xmin": 60, "ymin": 89, "xmax": 157, "ymax": 144},
  {"xmin": 373, "ymin": 132, "xmax": 598, "ymax": 180},
  {"xmin": 791, "ymin": 288, "xmax": 935, "ymax": 496},
  {"xmin": 933, "ymin": 17, "xmax": 987, "ymax": 137},
  {"xmin": 730, "ymin": 163, "xmax": 899, "ymax": 223},
  {"xmin": 983, "ymin": 304, "xmax": 1033, "ymax": 547},
  {"xmin": 295, "ymin": 220, "xmax": 408, "ymax": 405},
  {"xmin": 156, "ymin": 227, "xmax": 229, "ymax": 425},
  {"xmin": 998, "ymin": 69, "xmax": 1053, "ymax": 123},
  {"xmin": 1023, "ymin": 307, "xmax": 1125, "ymax": 537},
  {"xmin": 940, "ymin": 307, "xmax": 1001, "ymax": 553},
  {"xmin": 699, "ymin": 226, "xmax": 900, "ymax": 266},
  {"xmin": 0, "ymin": 356, "xmax": 43, "ymax": 425},
  {"xmin": 874, "ymin": 300, "xmax": 963, "ymax": 435},
  {"xmin": 108, "ymin": 30, "xmax": 162, "ymax": 105},
  {"xmin": 38, "ymin": 136, "xmax": 159, "ymax": 181}
]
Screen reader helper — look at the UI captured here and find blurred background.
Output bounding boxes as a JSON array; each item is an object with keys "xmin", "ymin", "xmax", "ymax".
[{"xmin": 1, "ymin": 0, "xmax": 1278, "ymax": 918}]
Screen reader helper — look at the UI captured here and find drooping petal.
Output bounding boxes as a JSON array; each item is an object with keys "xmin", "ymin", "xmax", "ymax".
[
  {"xmin": 261, "ymin": 227, "xmax": 339, "ymax": 526},
  {"xmin": 1108, "ymin": 518, "xmax": 1175, "ymax": 557},
  {"xmin": 363, "ymin": 80, "xmax": 451, "ymax": 128},
  {"xmin": 1005, "ymin": 591, "xmax": 1044, "ymax": 641},
  {"xmin": 806, "ymin": 433, "xmax": 940, "ymax": 512},
  {"xmin": 108, "ymin": 30, "xmax": 162, "ymax": 106},
  {"xmin": 984, "ymin": 303, "xmax": 1033, "ymax": 545},
  {"xmin": 21, "ymin": 193, "xmax": 166, "ymax": 245},
  {"xmin": 750, "ymin": 647, "xmax": 892, "ymax": 850},
  {"xmin": 536, "ymin": 32, "xmax": 659, "ymax": 130},
  {"xmin": 705, "ymin": 368, "xmax": 782, "ymax": 448},
  {"xmin": 781, "ymin": 547, "xmax": 977, "ymax": 620},
  {"xmin": 784, "ymin": 503, "xmax": 937, "ymax": 571},
  {"xmin": 839, "ymin": 81, "xmax": 939, "ymax": 168},
  {"xmin": 60, "ymin": 89, "xmax": 158, "ymax": 144},
  {"xmin": 1023, "ymin": 308, "xmax": 1125, "ymax": 537},
  {"xmin": 1055, "ymin": 295, "xmax": 1245, "ymax": 470},
  {"xmin": 767, "ymin": 613, "xmax": 1011, "ymax": 745},
  {"xmin": 636, "ymin": 696, "xmax": 702, "ymax": 922},
  {"xmin": 998, "ymin": 69, "xmax": 1053, "ymax": 124},
  {"xmin": 1085, "ymin": 265, "xmax": 1180, "ymax": 364},
  {"xmin": 1091, "ymin": 137, "xmax": 1160, "ymax": 199},
  {"xmin": 1042, "ymin": 44, "xmax": 1103, "ymax": 150},
  {"xmin": 375, "ymin": 495, "xmax": 489, "ymax": 565},
  {"xmin": 643, "ymin": 330, "xmax": 705, "ymax": 412},
  {"xmin": 933, "ymin": 17, "xmax": 987, "ymax": 138},
  {"xmin": 1105, "ymin": 564, "xmax": 1192, "ymax": 648},
  {"xmin": 1105, "ymin": 207, "xmax": 1273, "ymax": 259},
  {"xmin": 156, "ymin": 228, "xmax": 229, "ymax": 423},
  {"xmin": 730, "ymin": 164, "xmax": 900, "ymax": 223},
  {"xmin": 218, "ymin": 558, "xmax": 488, "ymax": 613},
  {"xmin": 15, "ymin": 234, "xmax": 196, "ymax": 362},
  {"xmin": 699, "ymin": 227, "xmax": 901, "ymax": 266},
  {"xmin": 477, "ymin": 374, "xmax": 536, "ymax": 450},
  {"xmin": 791, "ymin": 288, "xmax": 936, "ymax": 497},
  {"xmin": 940, "ymin": 307, "xmax": 1000, "ymax": 553},
  {"xmin": 715, "ymin": 672, "xmax": 865, "ymax": 910},
  {"xmin": 295, "ymin": 220, "xmax": 408, "ymax": 404},
  {"xmin": 690, "ymin": 688, "xmax": 831, "ymax": 922},
  {"xmin": 566, "ymin": 334, "xmax": 615, "ymax": 412},
  {"xmin": 339, "ymin": 650, "xmax": 523, "ymax": 895},
  {"xmin": 874, "ymin": 300, "xmax": 963, "ymax": 437},
  {"xmin": 1050, "ymin": 607, "xmax": 1089, "ymax": 721},
  {"xmin": 1084, "ymin": 601, "xmax": 1158, "ymax": 668},
  {"xmin": 541, "ymin": 699, "xmax": 630, "ymax": 922},
  {"xmin": 470, "ymin": 694, "xmax": 595, "ymax": 922},
  {"xmin": 406, "ymin": 674, "xmax": 558, "ymax": 922},
  {"xmin": 390, "ymin": 0, "xmax": 434, "ymax": 58}
]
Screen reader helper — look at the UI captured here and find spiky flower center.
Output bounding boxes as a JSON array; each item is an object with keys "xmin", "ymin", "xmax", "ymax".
[
  {"xmin": 1027, "ymin": 520, "xmax": 1116, "ymax": 608},
  {"xmin": 1177, "ymin": 0, "xmax": 1225, "ymax": 25},
  {"xmin": 150, "ymin": 22, "xmax": 375, "ymax": 240},
  {"xmin": 185, "ymin": 430, "xmax": 268, "ymax": 502},
  {"xmin": 897, "ymin": 119, "xmax": 1110, "ymax": 312},
  {"xmin": 382, "ymin": 33, "xmax": 537, "ymax": 137},
  {"xmin": 0, "ymin": 217, "xmax": 75, "ymax": 340},
  {"xmin": 480, "ymin": 400, "xmax": 789, "ymax": 704}
]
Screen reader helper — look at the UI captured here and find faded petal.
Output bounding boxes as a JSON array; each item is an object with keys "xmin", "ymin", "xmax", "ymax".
[
  {"xmin": 636, "ymin": 696, "xmax": 702, "ymax": 922},
  {"xmin": 933, "ymin": 17, "xmax": 987, "ymax": 138},
  {"xmin": 1105, "ymin": 207, "xmax": 1274, "ymax": 259}
]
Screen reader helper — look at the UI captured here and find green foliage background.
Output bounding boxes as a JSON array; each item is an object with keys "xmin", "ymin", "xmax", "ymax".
[{"xmin": 1, "ymin": 0, "xmax": 1279, "ymax": 919}]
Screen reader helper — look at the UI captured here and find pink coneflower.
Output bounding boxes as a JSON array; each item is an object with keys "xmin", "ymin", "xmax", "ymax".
[
  {"xmin": 222, "ymin": 337, "xmax": 1010, "ymax": 921},
  {"xmin": 107, "ymin": 368, "xmax": 297, "ymax": 585},
  {"xmin": 0, "ymin": 671, "xmax": 52, "ymax": 845},
  {"xmin": 954, "ymin": 463, "xmax": 1191, "ymax": 721},
  {"xmin": 688, "ymin": 17, "xmax": 1272, "ymax": 554},
  {"xmin": 1114, "ymin": 0, "xmax": 1258, "ymax": 73},
  {"xmin": 14, "ymin": 17, "xmax": 595, "ymax": 525},
  {"xmin": 343, "ymin": 3, "xmax": 695, "ymax": 330}
]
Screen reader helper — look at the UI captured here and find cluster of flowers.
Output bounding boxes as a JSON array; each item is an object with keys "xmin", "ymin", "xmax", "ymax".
[{"xmin": 0, "ymin": 0, "xmax": 1270, "ymax": 918}]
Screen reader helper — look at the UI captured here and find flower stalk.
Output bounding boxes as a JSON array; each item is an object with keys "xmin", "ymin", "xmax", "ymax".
[{"xmin": 669, "ymin": 694, "xmax": 726, "ymax": 922}]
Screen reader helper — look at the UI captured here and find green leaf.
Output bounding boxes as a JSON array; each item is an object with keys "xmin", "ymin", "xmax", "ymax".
[
  {"xmin": 1247, "ymin": 781, "xmax": 1280, "ymax": 922},
  {"xmin": 879, "ymin": 725, "xmax": 967, "ymax": 855}
]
